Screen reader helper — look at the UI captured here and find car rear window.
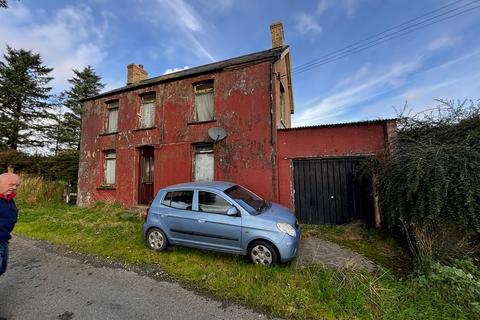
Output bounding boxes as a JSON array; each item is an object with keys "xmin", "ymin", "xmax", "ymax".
[{"xmin": 162, "ymin": 191, "xmax": 193, "ymax": 210}]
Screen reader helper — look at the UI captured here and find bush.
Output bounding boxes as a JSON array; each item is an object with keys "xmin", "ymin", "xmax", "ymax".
[
  {"xmin": 376, "ymin": 99, "xmax": 480, "ymax": 263},
  {"xmin": 414, "ymin": 259, "xmax": 480, "ymax": 316}
]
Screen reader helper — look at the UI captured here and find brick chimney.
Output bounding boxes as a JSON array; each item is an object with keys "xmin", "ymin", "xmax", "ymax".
[
  {"xmin": 127, "ymin": 64, "xmax": 148, "ymax": 85},
  {"xmin": 270, "ymin": 21, "xmax": 285, "ymax": 48}
]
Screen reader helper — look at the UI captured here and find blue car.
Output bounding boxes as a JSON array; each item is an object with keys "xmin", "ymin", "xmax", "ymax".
[{"xmin": 143, "ymin": 181, "xmax": 300, "ymax": 266}]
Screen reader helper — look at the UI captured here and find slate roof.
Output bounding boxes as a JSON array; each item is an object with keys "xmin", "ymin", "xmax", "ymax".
[{"xmin": 81, "ymin": 46, "xmax": 289, "ymax": 102}]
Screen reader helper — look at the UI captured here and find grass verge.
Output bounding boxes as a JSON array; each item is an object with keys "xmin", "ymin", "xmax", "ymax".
[{"xmin": 13, "ymin": 202, "xmax": 478, "ymax": 320}]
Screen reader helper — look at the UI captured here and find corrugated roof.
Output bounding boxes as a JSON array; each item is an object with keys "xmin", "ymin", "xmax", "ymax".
[
  {"xmin": 81, "ymin": 46, "xmax": 289, "ymax": 102},
  {"xmin": 279, "ymin": 118, "xmax": 397, "ymax": 131}
]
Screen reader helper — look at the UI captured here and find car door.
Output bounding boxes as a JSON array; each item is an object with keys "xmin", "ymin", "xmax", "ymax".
[
  {"xmin": 159, "ymin": 190, "xmax": 197, "ymax": 244},
  {"xmin": 193, "ymin": 190, "xmax": 242, "ymax": 253}
]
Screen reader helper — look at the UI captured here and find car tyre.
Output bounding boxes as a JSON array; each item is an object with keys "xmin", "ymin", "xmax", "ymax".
[
  {"xmin": 147, "ymin": 228, "xmax": 168, "ymax": 251},
  {"xmin": 248, "ymin": 241, "xmax": 278, "ymax": 266}
]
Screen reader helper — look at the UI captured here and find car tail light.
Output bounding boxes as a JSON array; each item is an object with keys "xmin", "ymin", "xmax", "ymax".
[{"xmin": 143, "ymin": 206, "xmax": 150, "ymax": 222}]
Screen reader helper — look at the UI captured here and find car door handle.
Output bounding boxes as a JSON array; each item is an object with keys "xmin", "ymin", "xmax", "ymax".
[{"xmin": 198, "ymin": 219, "xmax": 206, "ymax": 223}]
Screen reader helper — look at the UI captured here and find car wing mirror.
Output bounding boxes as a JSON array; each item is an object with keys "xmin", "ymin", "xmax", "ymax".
[{"xmin": 226, "ymin": 206, "xmax": 239, "ymax": 216}]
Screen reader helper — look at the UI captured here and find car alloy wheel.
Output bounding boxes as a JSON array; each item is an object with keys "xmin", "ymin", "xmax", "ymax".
[
  {"xmin": 147, "ymin": 228, "xmax": 168, "ymax": 251},
  {"xmin": 249, "ymin": 241, "xmax": 278, "ymax": 266}
]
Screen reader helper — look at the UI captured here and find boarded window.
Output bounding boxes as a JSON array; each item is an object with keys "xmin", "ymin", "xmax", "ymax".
[
  {"xmin": 140, "ymin": 93, "xmax": 156, "ymax": 128},
  {"xmin": 193, "ymin": 144, "xmax": 213, "ymax": 181},
  {"xmin": 194, "ymin": 81, "xmax": 214, "ymax": 122},
  {"xmin": 162, "ymin": 191, "xmax": 194, "ymax": 210},
  {"xmin": 104, "ymin": 151, "xmax": 116, "ymax": 185},
  {"xmin": 106, "ymin": 101, "xmax": 119, "ymax": 133},
  {"xmin": 198, "ymin": 191, "xmax": 230, "ymax": 214}
]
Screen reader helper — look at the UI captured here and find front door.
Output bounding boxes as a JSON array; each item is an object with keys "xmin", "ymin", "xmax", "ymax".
[{"xmin": 139, "ymin": 147, "xmax": 154, "ymax": 205}]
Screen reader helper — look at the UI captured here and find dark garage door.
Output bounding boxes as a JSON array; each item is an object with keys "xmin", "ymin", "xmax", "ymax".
[{"xmin": 293, "ymin": 157, "xmax": 374, "ymax": 225}]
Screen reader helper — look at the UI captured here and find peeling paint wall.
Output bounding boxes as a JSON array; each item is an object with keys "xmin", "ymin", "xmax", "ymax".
[{"xmin": 78, "ymin": 60, "xmax": 281, "ymax": 207}]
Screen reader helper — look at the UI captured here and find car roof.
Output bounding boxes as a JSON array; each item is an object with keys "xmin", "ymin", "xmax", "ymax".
[{"xmin": 162, "ymin": 181, "xmax": 237, "ymax": 192}]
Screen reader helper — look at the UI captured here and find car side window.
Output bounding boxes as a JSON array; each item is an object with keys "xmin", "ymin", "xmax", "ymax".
[
  {"xmin": 198, "ymin": 191, "xmax": 231, "ymax": 215},
  {"xmin": 162, "ymin": 191, "xmax": 193, "ymax": 210}
]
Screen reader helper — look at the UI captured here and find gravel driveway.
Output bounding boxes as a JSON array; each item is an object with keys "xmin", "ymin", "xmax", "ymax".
[{"xmin": 294, "ymin": 236, "xmax": 377, "ymax": 273}]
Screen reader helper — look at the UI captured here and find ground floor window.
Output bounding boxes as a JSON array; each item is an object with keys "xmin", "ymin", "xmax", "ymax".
[
  {"xmin": 193, "ymin": 144, "xmax": 213, "ymax": 181},
  {"xmin": 104, "ymin": 151, "xmax": 116, "ymax": 185}
]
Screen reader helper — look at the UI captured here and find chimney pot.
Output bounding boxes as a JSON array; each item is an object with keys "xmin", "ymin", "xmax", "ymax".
[{"xmin": 270, "ymin": 21, "xmax": 285, "ymax": 48}]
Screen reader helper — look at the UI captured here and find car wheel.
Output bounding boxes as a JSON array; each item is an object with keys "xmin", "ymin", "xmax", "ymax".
[
  {"xmin": 249, "ymin": 241, "xmax": 278, "ymax": 266},
  {"xmin": 147, "ymin": 228, "xmax": 168, "ymax": 251}
]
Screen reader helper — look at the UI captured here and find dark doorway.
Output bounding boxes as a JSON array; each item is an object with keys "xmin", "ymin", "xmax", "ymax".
[
  {"xmin": 138, "ymin": 147, "xmax": 154, "ymax": 205},
  {"xmin": 293, "ymin": 157, "xmax": 374, "ymax": 225}
]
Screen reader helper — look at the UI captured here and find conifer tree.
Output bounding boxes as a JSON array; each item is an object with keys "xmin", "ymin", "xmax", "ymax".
[
  {"xmin": 0, "ymin": 46, "xmax": 53, "ymax": 150},
  {"xmin": 58, "ymin": 66, "xmax": 105, "ymax": 150}
]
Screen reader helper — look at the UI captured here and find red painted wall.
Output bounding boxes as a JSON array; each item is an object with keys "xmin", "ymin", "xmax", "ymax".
[
  {"xmin": 276, "ymin": 122, "xmax": 395, "ymax": 209},
  {"xmin": 78, "ymin": 61, "xmax": 278, "ymax": 206}
]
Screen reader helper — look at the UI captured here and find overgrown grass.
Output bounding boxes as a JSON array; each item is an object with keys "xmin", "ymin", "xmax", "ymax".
[
  {"xmin": 13, "ymin": 202, "xmax": 479, "ymax": 319},
  {"xmin": 16, "ymin": 174, "xmax": 65, "ymax": 205}
]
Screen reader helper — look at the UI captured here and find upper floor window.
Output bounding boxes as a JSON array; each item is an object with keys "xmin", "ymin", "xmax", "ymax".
[
  {"xmin": 139, "ymin": 93, "xmax": 156, "ymax": 128},
  {"xmin": 106, "ymin": 101, "xmax": 119, "ymax": 133},
  {"xmin": 194, "ymin": 81, "xmax": 214, "ymax": 122},
  {"xmin": 104, "ymin": 151, "xmax": 116, "ymax": 185}
]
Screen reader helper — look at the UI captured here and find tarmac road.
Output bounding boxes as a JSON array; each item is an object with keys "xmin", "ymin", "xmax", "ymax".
[{"xmin": 0, "ymin": 236, "xmax": 278, "ymax": 320}]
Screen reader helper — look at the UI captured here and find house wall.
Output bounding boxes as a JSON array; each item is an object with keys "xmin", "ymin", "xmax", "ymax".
[
  {"xmin": 276, "ymin": 121, "xmax": 396, "ymax": 210},
  {"xmin": 78, "ymin": 61, "xmax": 280, "ymax": 206}
]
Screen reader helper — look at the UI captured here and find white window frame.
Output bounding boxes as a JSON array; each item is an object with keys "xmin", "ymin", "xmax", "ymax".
[
  {"xmin": 193, "ymin": 144, "xmax": 214, "ymax": 181},
  {"xmin": 104, "ymin": 151, "xmax": 116, "ymax": 185},
  {"xmin": 139, "ymin": 93, "xmax": 156, "ymax": 128},
  {"xmin": 106, "ymin": 101, "xmax": 119, "ymax": 133},
  {"xmin": 194, "ymin": 81, "xmax": 214, "ymax": 122}
]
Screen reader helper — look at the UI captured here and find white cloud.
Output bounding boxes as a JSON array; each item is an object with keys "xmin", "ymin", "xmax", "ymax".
[
  {"xmin": 427, "ymin": 36, "xmax": 460, "ymax": 51},
  {"xmin": 315, "ymin": 0, "xmax": 363, "ymax": 17},
  {"xmin": 0, "ymin": 2, "xmax": 110, "ymax": 92},
  {"xmin": 163, "ymin": 66, "xmax": 190, "ymax": 74},
  {"xmin": 343, "ymin": 0, "xmax": 362, "ymax": 17},
  {"xmin": 139, "ymin": 0, "xmax": 215, "ymax": 62},
  {"xmin": 316, "ymin": 0, "xmax": 333, "ymax": 15},
  {"xmin": 293, "ymin": 59, "xmax": 422, "ymax": 126},
  {"xmin": 335, "ymin": 64, "xmax": 371, "ymax": 88},
  {"xmin": 294, "ymin": 12, "xmax": 322, "ymax": 35}
]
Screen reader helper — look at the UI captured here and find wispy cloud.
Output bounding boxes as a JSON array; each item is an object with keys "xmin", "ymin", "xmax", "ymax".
[
  {"xmin": 295, "ymin": 0, "xmax": 364, "ymax": 37},
  {"xmin": 335, "ymin": 64, "xmax": 371, "ymax": 88},
  {"xmin": 0, "ymin": 2, "xmax": 109, "ymax": 92},
  {"xmin": 427, "ymin": 36, "xmax": 460, "ymax": 51},
  {"xmin": 293, "ymin": 59, "xmax": 422, "ymax": 126},
  {"xmin": 163, "ymin": 66, "xmax": 190, "ymax": 74},
  {"xmin": 316, "ymin": 0, "xmax": 363, "ymax": 17},
  {"xmin": 139, "ymin": 0, "xmax": 215, "ymax": 62},
  {"xmin": 294, "ymin": 12, "xmax": 322, "ymax": 35}
]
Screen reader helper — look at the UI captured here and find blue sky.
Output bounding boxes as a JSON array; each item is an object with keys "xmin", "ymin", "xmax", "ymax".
[{"xmin": 1, "ymin": 0, "xmax": 479, "ymax": 126}]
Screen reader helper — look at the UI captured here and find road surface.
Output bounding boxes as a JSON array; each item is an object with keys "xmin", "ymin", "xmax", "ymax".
[{"xmin": 0, "ymin": 236, "xmax": 277, "ymax": 320}]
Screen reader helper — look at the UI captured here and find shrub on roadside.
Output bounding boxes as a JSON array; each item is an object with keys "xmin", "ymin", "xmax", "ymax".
[
  {"xmin": 413, "ymin": 259, "xmax": 480, "ymax": 316},
  {"xmin": 375, "ymin": 99, "xmax": 480, "ymax": 264}
]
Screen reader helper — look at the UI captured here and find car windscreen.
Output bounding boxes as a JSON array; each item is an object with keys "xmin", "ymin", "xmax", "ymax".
[{"xmin": 224, "ymin": 185, "xmax": 268, "ymax": 215}]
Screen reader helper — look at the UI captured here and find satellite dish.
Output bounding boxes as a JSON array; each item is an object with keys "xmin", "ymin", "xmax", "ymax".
[{"xmin": 208, "ymin": 127, "xmax": 227, "ymax": 142}]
